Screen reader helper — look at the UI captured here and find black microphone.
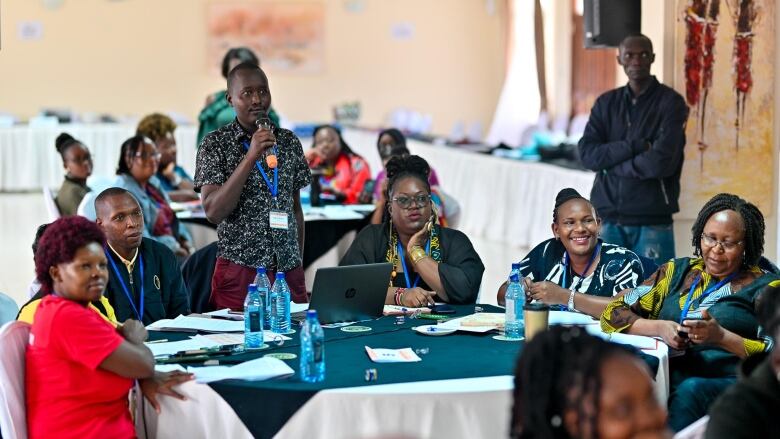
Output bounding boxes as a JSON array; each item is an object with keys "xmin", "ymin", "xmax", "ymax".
[{"xmin": 254, "ymin": 112, "xmax": 277, "ymax": 168}]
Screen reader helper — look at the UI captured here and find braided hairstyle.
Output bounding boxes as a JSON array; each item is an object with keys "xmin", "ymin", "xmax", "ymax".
[
  {"xmin": 55, "ymin": 132, "xmax": 84, "ymax": 162},
  {"xmin": 35, "ymin": 216, "xmax": 106, "ymax": 295},
  {"xmin": 552, "ymin": 188, "xmax": 590, "ymax": 223},
  {"xmin": 382, "ymin": 155, "xmax": 432, "ymax": 224},
  {"xmin": 377, "ymin": 128, "xmax": 409, "ymax": 161},
  {"xmin": 691, "ymin": 193, "xmax": 765, "ymax": 266},
  {"xmin": 312, "ymin": 125, "xmax": 357, "ymax": 157},
  {"xmin": 116, "ymin": 135, "xmax": 154, "ymax": 175},
  {"xmin": 136, "ymin": 113, "xmax": 177, "ymax": 143},
  {"xmin": 511, "ymin": 326, "xmax": 630, "ymax": 439}
]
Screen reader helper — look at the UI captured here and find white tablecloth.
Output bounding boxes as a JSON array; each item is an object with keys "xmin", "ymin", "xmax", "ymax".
[
  {"xmin": 3, "ymin": 124, "xmax": 594, "ymax": 250},
  {"xmin": 139, "ymin": 324, "xmax": 669, "ymax": 439},
  {"xmin": 0, "ymin": 123, "xmax": 197, "ymax": 192},
  {"xmin": 337, "ymin": 128, "xmax": 595, "ymax": 249}
]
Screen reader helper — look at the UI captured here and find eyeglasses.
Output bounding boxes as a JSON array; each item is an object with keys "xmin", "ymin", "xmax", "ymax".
[
  {"xmin": 392, "ymin": 194, "xmax": 431, "ymax": 209},
  {"xmin": 701, "ymin": 233, "xmax": 743, "ymax": 252},
  {"xmin": 135, "ymin": 152, "xmax": 161, "ymax": 161}
]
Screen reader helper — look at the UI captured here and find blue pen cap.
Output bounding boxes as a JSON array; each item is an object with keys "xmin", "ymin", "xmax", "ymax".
[
  {"xmin": 276, "ymin": 272, "xmax": 286, "ymax": 280},
  {"xmin": 510, "ymin": 274, "xmax": 520, "ymax": 283},
  {"xmin": 257, "ymin": 266, "xmax": 266, "ymax": 275}
]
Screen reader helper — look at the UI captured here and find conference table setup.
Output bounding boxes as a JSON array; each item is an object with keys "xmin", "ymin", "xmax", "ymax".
[
  {"xmin": 0, "ymin": 122, "xmax": 596, "ymax": 252},
  {"xmin": 136, "ymin": 307, "xmax": 669, "ymax": 439}
]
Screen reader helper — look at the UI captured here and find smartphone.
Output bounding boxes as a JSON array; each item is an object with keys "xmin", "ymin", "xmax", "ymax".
[{"xmin": 429, "ymin": 304, "xmax": 456, "ymax": 314}]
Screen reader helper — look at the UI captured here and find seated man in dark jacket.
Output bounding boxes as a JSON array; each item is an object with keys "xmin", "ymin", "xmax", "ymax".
[
  {"xmin": 95, "ymin": 187, "xmax": 190, "ymax": 325},
  {"xmin": 578, "ymin": 33, "xmax": 688, "ymax": 266}
]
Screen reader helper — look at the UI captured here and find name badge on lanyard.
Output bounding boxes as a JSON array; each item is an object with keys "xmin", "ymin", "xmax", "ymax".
[
  {"xmin": 270, "ymin": 210, "xmax": 289, "ymax": 230},
  {"xmin": 242, "ymin": 140, "xmax": 279, "ymax": 198}
]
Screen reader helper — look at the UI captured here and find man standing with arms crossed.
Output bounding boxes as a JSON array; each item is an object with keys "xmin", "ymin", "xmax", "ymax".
[
  {"xmin": 195, "ymin": 63, "xmax": 311, "ymax": 309},
  {"xmin": 579, "ymin": 34, "xmax": 689, "ymax": 266}
]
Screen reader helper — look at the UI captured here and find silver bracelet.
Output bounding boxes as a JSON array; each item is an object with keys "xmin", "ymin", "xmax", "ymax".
[{"xmin": 567, "ymin": 289, "xmax": 576, "ymax": 311}]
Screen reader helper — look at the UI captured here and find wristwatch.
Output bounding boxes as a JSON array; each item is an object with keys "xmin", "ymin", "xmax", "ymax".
[
  {"xmin": 567, "ymin": 289, "xmax": 576, "ymax": 312},
  {"xmin": 409, "ymin": 245, "xmax": 428, "ymax": 264}
]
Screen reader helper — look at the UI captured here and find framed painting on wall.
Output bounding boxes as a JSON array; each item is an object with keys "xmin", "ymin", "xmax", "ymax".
[
  {"xmin": 674, "ymin": 0, "xmax": 774, "ymax": 218},
  {"xmin": 206, "ymin": 2, "xmax": 325, "ymax": 74}
]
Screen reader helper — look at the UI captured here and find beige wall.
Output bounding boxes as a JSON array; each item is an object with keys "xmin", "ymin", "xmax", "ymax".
[{"xmin": 0, "ymin": 0, "xmax": 506, "ymax": 136}]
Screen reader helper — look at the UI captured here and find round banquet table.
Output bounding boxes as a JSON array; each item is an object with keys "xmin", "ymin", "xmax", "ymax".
[{"xmin": 136, "ymin": 307, "xmax": 669, "ymax": 439}]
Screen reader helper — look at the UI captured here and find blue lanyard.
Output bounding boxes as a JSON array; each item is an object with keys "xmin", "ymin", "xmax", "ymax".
[
  {"xmin": 242, "ymin": 141, "xmax": 278, "ymax": 198},
  {"xmin": 562, "ymin": 243, "xmax": 601, "ymax": 290},
  {"xmin": 105, "ymin": 248, "xmax": 144, "ymax": 321},
  {"xmin": 397, "ymin": 239, "xmax": 431, "ymax": 289},
  {"xmin": 679, "ymin": 272, "xmax": 736, "ymax": 323}
]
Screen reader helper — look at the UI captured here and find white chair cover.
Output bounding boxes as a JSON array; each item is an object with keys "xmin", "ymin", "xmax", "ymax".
[
  {"xmin": 42, "ymin": 187, "xmax": 61, "ymax": 222},
  {"xmin": 0, "ymin": 321, "xmax": 31, "ymax": 439},
  {"xmin": 674, "ymin": 415, "xmax": 709, "ymax": 439}
]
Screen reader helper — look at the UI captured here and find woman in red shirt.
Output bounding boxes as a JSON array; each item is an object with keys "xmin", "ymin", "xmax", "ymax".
[
  {"xmin": 305, "ymin": 125, "xmax": 371, "ymax": 204},
  {"xmin": 26, "ymin": 216, "xmax": 191, "ymax": 439}
]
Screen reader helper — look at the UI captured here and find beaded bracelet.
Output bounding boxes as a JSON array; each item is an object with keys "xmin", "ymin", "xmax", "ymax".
[{"xmin": 394, "ymin": 288, "xmax": 407, "ymax": 306}]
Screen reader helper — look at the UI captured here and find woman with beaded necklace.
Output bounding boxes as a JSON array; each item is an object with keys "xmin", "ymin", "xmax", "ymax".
[{"xmin": 339, "ymin": 155, "xmax": 484, "ymax": 307}]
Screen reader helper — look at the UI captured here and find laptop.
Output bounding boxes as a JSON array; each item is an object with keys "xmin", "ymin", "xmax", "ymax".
[{"xmin": 305, "ymin": 263, "xmax": 393, "ymax": 324}]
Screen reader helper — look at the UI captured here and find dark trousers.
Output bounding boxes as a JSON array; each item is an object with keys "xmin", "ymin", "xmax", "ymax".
[
  {"xmin": 667, "ymin": 376, "xmax": 735, "ymax": 432},
  {"xmin": 211, "ymin": 257, "xmax": 308, "ymax": 310}
]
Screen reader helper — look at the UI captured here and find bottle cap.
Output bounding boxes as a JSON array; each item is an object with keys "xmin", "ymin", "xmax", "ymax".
[
  {"xmin": 276, "ymin": 272, "xmax": 286, "ymax": 280},
  {"xmin": 510, "ymin": 274, "xmax": 520, "ymax": 283},
  {"xmin": 306, "ymin": 310, "xmax": 318, "ymax": 318},
  {"xmin": 256, "ymin": 266, "xmax": 266, "ymax": 274},
  {"xmin": 248, "ymin": 283, "xmax": 257, "ymax": 292},
  {"xmin": 511, "ymin": 262, "xmax": 520, "ymax": 270}
]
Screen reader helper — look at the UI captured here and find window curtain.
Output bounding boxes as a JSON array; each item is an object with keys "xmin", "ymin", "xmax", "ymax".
[{"xmin": 485, "ymin": 0, "xmax": 544, "ymax": 147}]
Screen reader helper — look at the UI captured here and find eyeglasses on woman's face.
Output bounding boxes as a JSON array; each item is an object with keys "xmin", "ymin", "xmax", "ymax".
[
  {"xmin": 701, "ymin": 233, "xmax": 743, "ymax": 252},
  {"xmin": 392, "ymin": 193, "xmax": 431, "ymax": 209},
  {"xmin": 135, "ymin": 151, "xmax": 161, "ymax": 161}
]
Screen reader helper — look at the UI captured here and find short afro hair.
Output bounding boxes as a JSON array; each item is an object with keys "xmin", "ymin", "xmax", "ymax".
[
  {"xmin": 691, "ymin": 193, "xmax": 765, "ymax": 266},
  {"xmin": 137, "ymin": 113, "xmax": 177, "ymax": 143},
  {"xmin": 35, "ymin": 216, "xmax": 106, "ymax": 294}
]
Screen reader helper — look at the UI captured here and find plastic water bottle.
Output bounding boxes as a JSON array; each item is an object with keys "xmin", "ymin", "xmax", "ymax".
[
  {"xmin": 508, "ymin": 262, "xmax": 521, "ymax": 281},
  {"xmin": 270, "ymin": 272, "xmax": 291, "ymax": 334},
  {"xmin": 300, "ymin": 310, "xmax": 325, "ymax": 382},
  {"xmin": 254, "ymin": 267, "xmax": 272, "ymax": 330},
  {"xmin": 244, "ymin": 284, "xmax": 264, "ymax": 349},
  {"xmin": 504, "ymin": 274, "xmax": 524, "ymax": 339}
]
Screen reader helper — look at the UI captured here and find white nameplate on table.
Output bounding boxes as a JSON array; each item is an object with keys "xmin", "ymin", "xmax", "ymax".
[
  {"xmin": 147, "ymin": 315, "xmax": 245, "ymax": 333},
  {"xmin": 365, "ymin": 346, "xmax": 422, "ymax": 363},
  {"xmin": 187, "ymin": 357, "xmax": 295, "ymax": 383}
]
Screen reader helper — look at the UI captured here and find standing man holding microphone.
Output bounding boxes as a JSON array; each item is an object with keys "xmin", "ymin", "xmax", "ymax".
[{"xmin": 195, "ymin": 62, "xmax": 311, "ymax": 309}]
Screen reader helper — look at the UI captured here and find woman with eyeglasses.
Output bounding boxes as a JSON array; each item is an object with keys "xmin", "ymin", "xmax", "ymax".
[
  {"xmin": 601, "ymin": 193, "xmax": 780, "ymax": 432},
  {"xmin": 304, "ymin": 125, "xmax": 371, "ymax": 204},
  {"xmin": 497, "ymin": 188, "xmax": 644, "ymax": 319},
  {"xmin": 114, "ymin": 135, "xmax": 193, "ymax": 258},
  {"xmin": 54, "ymin": 132, "xmax": 93, "ymax": 215},
  {"xmin": 340, "ymin": 155, "xmax": 484, "ymax": 306}
]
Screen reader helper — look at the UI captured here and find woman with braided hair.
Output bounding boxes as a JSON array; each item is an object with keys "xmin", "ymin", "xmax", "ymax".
[
  {"xmin": 512, "ymin": 325, "xmax": 670, "ymax": 439},
  {"xmin": 601, "ymin": 193, "xmax": 780, "ymax": 431},
  {"xmin": 339, "ymin": 155, "xmax": 484, "ymax": 306}
]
